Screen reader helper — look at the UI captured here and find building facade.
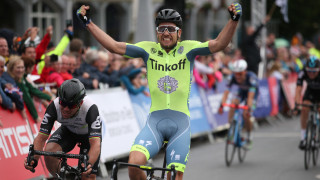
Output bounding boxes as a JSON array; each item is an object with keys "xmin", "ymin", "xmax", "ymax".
[{"xmin": 1, "ymin": 0, "xmax": 233, "ymax": 48}]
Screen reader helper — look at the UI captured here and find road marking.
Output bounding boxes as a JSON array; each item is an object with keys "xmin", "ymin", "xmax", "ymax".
[{"xmin": 315, "ymin": 174, "xmax": 320, "ymax": 179}]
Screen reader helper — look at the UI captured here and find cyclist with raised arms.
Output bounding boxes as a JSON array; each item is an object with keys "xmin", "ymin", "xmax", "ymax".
[
  {"xmin": 76, "ymin": 3, "xmax": 242, "ymax": 180},
  {"xmin": 294, "ymin": 56, "xmax": 320, "ymax": 150},
  {"xmin": 219, "ymin": 59, "xmax": 259, "ymax": 149},
  {"xmin": 24, "ymin": 78, "xmax": 101, "ymax": 180}
]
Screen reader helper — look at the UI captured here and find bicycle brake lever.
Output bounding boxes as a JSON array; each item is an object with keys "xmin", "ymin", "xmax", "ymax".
[
  {"xmin": 82, "ymin": 149, "xmax": 88, "ymax": 172},
  {"xmin": 83, "ymin": 155, "xmax": 88, "ymax": 172},
  {"xmin": 27, "ymin": 144, "xmax": 34, "ymax": 165},
  {"xmin": 27, "ymin": 144, "xmax": 35, "ymax": 173}
]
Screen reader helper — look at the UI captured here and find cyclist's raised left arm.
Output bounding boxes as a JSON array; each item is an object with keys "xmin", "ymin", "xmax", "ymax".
[{"xmin": 208, "ymin": 3, "xmax": 241, "ymax": 53}]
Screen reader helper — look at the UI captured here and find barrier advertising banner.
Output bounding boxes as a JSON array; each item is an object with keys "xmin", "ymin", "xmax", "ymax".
[
  {"xmin": 129, "ymin": 91, "xmax": 151, "ymax": 129},
  {"xmin": 281, "ymin": 73, "xmax": 298, "ymax": 109},
  {"xmin": 87, "ymin": 88, "xmax": 140, "ymax": 162},
  {"xmin": 0, "ymin": 105, "xmax": 48, "ymax": 180},
  {"xmin": 268, "ymin": 77, "xmax": 280, "ymax": 116},
  {"xmin": 189, "ymin": 82, "xmax": 211, "ymax": 135},
  {"xmin": 198, "ymin": 80, "xmax": 231, "ymax": 131},
  {"xmin": 253, "ymin": 79, "xmax": 272, "ymax": 118}
]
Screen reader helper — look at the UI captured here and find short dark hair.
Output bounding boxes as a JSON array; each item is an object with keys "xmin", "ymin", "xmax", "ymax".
[
  {"xmin": 70, "ymin": 38, "xmax": 83, "ymax": 53},
  {"xmin": 49, "ymin": 54, "xmax": 58, "ymax": 63},
  {"xmin": 21, "ymin": 56, "xmax": 35, "ymax": 69},
  {"xmin": 21, "ymin": 42, "xmax": 36, "ymax": 54}
]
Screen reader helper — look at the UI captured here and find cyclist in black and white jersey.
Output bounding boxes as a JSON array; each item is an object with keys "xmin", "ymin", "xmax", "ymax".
[
  {"xmin": 24, "ymin": 78, "xmax": 102, "ymax": 180},
  {"xmin": 294, "ymin": 56, "xmax": 320, "ymax": 150}
]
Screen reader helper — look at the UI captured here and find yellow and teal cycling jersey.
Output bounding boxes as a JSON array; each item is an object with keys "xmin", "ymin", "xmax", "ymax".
[{"xmin": 125, "ymin": 40, "xmax": 211, "ymax": 116}]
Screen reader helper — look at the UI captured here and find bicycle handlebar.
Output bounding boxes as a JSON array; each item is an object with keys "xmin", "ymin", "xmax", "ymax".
[
  {"xmin": 33, "ymin": 150, "xmax": 85, "ymax": 159},
  {"xmin": 295, "ymin": 103, "xmax": 320, "ymax": 110},
  {"xmin": 26, "ymin": 144, "xmax": 89, "ymax": 173},
  {"xmin": 222, "ymin": 103, "xmax": 249, "ymax": 110}
]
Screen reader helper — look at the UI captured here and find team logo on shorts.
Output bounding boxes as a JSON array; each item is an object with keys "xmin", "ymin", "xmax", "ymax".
[
  {"xmin": 178, "ymin": 46, "xmax": 184, "ymax": 54},
  {"xmin": 151, "ymin": 48, "xmax": 157, "ymax": 54},
  {"xmin": 157, "ymin": 76, "xmax": 178, "ymax": 94}
]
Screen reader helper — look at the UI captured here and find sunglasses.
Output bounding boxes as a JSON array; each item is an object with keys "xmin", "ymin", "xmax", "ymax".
[
  {"xmin": 234, "ymin": 72, "xmax": 245, "ymax": 76},
  {"xmin": 59, "ymin": 99, "xmax": 79, "ymax": 109},
  {"xmin": 24, "ymin": 42, "xmax": 36, "ymax": 48},
  {"xmin": 156, "ymin": 25, "xmax": 179, "ymax": 33},
  {"xmin": 306, "ymin": 67, "xmax": 319, "ymax": 73}
]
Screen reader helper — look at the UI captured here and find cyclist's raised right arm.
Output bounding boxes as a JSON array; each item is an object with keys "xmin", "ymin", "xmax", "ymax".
[{"xmin": 78, "ymin": 5, "xmax": 126, "ymax": 55}]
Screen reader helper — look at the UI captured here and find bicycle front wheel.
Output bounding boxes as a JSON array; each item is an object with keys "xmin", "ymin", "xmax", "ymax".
[
  {"xmin": 238, "ymin": 140, "xmax": 247, "ymax": 163},
  {"xmin": 225, "ymin": 121, "xmax": 236, "ymax": 167},
  {"xmin": 312, "ymin": 122, "xmax": 320, "ymax": 166},
  {"xmin": 305, "ymin": 121, "xmax": 312, "ymax": 170}
]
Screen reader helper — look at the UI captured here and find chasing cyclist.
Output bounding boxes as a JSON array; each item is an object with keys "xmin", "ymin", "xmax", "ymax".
[
  {"xmin": 76, "ymin": 3, "xmax": 242, "ymax": 180},
  {"xmin": 294, "ymin": 56, "xmax": 320, "ymax": 150},
  {"xmin": 24, "ymin": 78, "xmax": 101, "ymax": 180},
  {"xmin": 219, "ymin": 59, "xmax": 259, "ymax": 149}
]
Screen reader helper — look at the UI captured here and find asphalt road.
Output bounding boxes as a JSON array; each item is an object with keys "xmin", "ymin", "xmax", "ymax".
[{"xmin": 103, "ymin": 116, "xmax": 320, "ymax": 180}]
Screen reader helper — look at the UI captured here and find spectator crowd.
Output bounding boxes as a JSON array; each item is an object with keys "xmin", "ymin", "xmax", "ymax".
[{"xmin": 0, "ymin": 22, "xmax": 319, "ymax": 126}]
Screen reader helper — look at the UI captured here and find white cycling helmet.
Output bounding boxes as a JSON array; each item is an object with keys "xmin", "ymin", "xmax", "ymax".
[{"xmin": 232, "ymin": 59, "xmax": 247, "ymax": 72}]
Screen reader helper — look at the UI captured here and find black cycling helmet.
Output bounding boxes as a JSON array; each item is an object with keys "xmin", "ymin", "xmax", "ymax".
[
  {"xmin": 155, "ymin": 9, "xmax": 182, "ymax": 28},
  {"xmin": 58, "ymin": 78, "xmax": 86, "ymax": 106},
  {"xmin": 305, "ymin": 56, "xmax": 320, "ymax": 70}
]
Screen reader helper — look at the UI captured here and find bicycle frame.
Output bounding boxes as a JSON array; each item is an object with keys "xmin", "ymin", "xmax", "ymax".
[
  {"xmin": 224, "ymin": 103, "xmax": 249, "ymax": 167},
  {"xmin": 225, "ymin": 103, "xmax": 248, "ymax": 147},
  {"xmin": 232, "ymin": 108, "xmax": 245, "ymax": 147}
]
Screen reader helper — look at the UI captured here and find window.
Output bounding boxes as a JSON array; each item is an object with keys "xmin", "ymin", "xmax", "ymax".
[{"xmin": 31, "ymin": 1, "xmax": 60, "ymax": 45}]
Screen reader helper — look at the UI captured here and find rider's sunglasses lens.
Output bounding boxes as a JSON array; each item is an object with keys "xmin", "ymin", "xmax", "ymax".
[
  {"xmin": 306, "ymin": 68, "xmax": 319, "ymax": 73},
  {"xmin": 59, "ymin": 99, "xmax": 78, "ymax": 109},
  {"xmin": 157, "ymin": 26, "xmax": 178, "ymax": 33}
]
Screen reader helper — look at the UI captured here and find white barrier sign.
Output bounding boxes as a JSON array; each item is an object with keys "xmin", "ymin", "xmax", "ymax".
[{"xmin": 87, "ymin": 88, "xmax": 140, "ymax": 162}]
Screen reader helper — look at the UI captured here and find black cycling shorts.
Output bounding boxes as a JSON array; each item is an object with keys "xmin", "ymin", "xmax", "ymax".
[
  {"xmin": 47, "ymin": 126, "xmax": 101, "ymax": 175},
  {"xmin": 303, "ymin": 88, "xmax": 320, "ymax": 103}
]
